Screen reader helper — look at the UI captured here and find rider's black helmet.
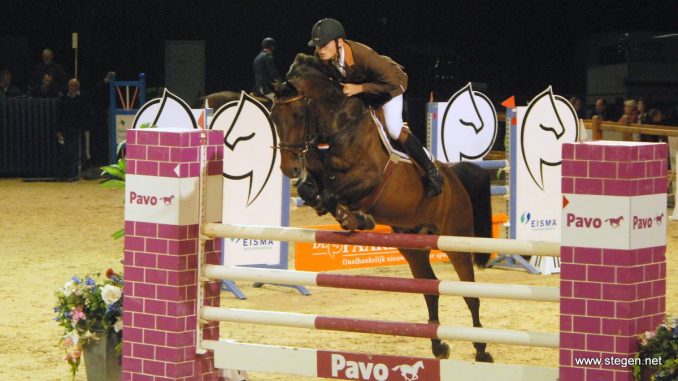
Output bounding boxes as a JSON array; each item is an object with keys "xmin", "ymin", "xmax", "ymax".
[
  {"xmin": 262, "ymin": 37, "xmax": 276, "ymax": 49},
  {"xmin": 307, "ymin": 18, "xmax": 345, "ymax": 47}
]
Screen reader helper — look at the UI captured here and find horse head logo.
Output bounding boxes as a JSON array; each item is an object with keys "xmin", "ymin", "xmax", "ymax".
[
  {"xmin": 209, "ymin": 91, "xmax": 277, "ymax": 206},
  {"xmin": 132, "ymin": 89, "xmax": 198, "ymax": 129},
  {"xmin": 441, "ymin": 82, "xmax": 497, "ymax": 162},
  {"xmin": 520, "ymin": 86, "xmax": 578, "ymax": 191}
]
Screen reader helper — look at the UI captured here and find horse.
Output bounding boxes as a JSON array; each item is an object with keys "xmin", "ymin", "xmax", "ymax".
[
  {"xmin": 196, "ymin": 90, "xmax": 272, "ymax": 111},
  {"xmin": 270, "ymin": 53, "xmax": 494, "ymax": 363},
  {"xmin": 392, "ymin": 360, "xmax": 424, "ymax": 381}
]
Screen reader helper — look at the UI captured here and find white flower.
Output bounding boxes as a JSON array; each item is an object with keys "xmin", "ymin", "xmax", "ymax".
[
  {"xmin": 63, "ymin": 281, "xmax": 75, "ymax": 297},
  {"xmin": 101, "ymin": 284, "xmax": 122, "ymax": 305},
  {"xmin": 113, "ymin": 317, "xmax": 123, "ymax": 332}
]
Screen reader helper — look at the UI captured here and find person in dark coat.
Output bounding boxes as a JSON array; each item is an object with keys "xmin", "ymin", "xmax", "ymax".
[
  {"xmin": 252, "ymin": 37, "xmax": 281, "ymax": 100},
  {"xmin": 55, "ymin": 78, "xmax": 92, "ymax": 181},
  {"xmin": 308, "ymin": 18, "xmax": 443, "ymax": 196},
  {"xmin": 0, "ymin": 69, "xmax": 22, "ymax": 98},
  {"xmin": 32, "ymin": 48, "xmax": 66, "ymax": 96}
]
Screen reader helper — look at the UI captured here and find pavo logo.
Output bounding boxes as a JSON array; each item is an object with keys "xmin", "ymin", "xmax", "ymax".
[{"xmin": 521, "ymin": 211, "xmax": 532, "ymax": 225}]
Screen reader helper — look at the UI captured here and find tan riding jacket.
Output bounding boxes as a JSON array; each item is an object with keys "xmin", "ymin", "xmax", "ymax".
[{"xmin": 340, "ymin": 40, "xmax": 408, "ymax": 99}]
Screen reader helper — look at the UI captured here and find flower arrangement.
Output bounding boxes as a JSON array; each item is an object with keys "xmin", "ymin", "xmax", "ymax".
[
  {"xmin": 633, "ymin": 318, "xmax": 678, "ymax": 381},
  {"xmin": 53, "ymin": 269, "xmax": 124, "ymax": 379}
]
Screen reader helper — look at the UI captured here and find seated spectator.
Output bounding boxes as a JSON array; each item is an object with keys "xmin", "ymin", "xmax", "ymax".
[
  {"xmin": 569, "ymin": 96, "xmax": 585, "ymax": 119},
  {"xmin": 0, "ymin": 69, "xmax": 22, "ymax": 98},
  {"xmin": 32, "ymin": 48, "xmax": 66, "ymax": 96},
  {"xmin": 589, "ymin": 98, "xmax": 609, "ymax": 120},
  {"xmin": 640, "ymin": 109, "xmax": 667, "ymax": 143},
  {"xmin": 618, "ymin": 99, "xmax": 638, "ymax": 124},
  {"xmin": 637, "ymin": 98, "xmax": 648, "ymax": 124},
  {"xmin": 31, "ymin": 73, "xmax": 59, "ymax": 98}
]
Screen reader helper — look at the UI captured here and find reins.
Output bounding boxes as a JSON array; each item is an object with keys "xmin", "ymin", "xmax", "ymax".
[{"xmin": 271, "ymin": 94, "xmax": 317, "ymax": 157}]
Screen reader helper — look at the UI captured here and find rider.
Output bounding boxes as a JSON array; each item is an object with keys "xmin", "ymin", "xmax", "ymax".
[
  {"xmin": 307, "ymin": 18, "xmax": 443, "ymax": 197},
  {"xmin": 253, "ymin": 37, "xmax": 281, "ymax": 101}
]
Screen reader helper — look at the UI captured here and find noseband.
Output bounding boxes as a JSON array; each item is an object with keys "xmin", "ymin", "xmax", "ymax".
[{"xmin": 272, "ymin": 93, "xmax": 318, "ymax": 157}]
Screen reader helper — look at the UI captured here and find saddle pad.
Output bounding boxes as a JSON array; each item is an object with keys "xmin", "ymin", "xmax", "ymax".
[{"xmin": 369, "ymin": 110, "xmax": 434, "ymax": 163}]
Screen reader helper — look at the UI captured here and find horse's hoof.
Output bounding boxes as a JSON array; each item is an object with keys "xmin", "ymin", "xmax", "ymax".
[
  {"xmin": 433, "ymin": 342, "xmax": 450, "ymax": 359},
  {"xmin": 356, "ymin": 214, "xmax": 376, "ymax": 230},
  {"xmin": 475, "ymin": 352, "xmax": 494, "ymax": 363}
]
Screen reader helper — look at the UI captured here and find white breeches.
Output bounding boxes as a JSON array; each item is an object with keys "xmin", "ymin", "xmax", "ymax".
[{"xmin": 383, "ymin": 94, "xmax": 404, "ymax": 140}]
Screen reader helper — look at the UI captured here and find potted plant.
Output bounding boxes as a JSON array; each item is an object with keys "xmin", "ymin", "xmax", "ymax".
[
  {"xmin": 633, "ymin": 318, "xmax": 678, "ymax": 381},
  {"xmin": 54, "ymin": 269, "xmax": 124, "ymax": 381}
]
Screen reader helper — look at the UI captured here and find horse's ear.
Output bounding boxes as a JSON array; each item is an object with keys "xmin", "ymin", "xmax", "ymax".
[{"xmin": 276, "ymin": 80, "xmax": 297, "ymax": 97}]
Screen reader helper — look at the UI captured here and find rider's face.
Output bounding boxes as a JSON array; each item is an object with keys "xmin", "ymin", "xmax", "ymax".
[{"xmin": 316, "ymin": 40, "xmax": 340, "ymax": 61}]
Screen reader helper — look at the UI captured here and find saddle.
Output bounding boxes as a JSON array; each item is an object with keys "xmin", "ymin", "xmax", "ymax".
[{"xmin": 369, "ymin": 107, "xmax": 428, "ymax": 177}]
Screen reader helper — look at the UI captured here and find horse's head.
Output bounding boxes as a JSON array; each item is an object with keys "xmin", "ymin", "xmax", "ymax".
[
  {"xmin": 270, "ymin": 53, "xmax": 344, "ymax": 178},
  {"xmin": 270, "ymin": 81, "xmax": 310, "ymax": 178}
]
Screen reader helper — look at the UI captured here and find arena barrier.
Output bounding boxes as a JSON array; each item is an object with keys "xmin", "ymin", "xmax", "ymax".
[{"xmin": 122, "ymin": 128, "xmax": 668, "ymax": 381}]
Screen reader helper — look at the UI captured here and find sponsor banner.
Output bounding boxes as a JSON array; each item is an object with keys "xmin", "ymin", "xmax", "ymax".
[
  {"xmin": 126, "ymin": 175, "xmax": 190, "ymax": 225},
  {"xmin": 427, "ymin": 83, "xmax": 498, "ymax": 162},
  {"xmin": 317, "ymin": 351, "xmax": 439, "ymax": 381},
  {"xmin": 295, "ymin": 225, "xmax": 448, "ymax": 271},
  {"xmin": 211, "ymin": 93, "xmax": 286, "ymax": 266},
  {"xmin": 513, "ymin": 87, "xmax": 579, "ymax": 243},
  {"xmin": 115, "ymin": 114, "xmax": 135, "ymax": 149},
  {"xmin": 562, "ymin": 194, "xmax": 666, "ymax": 250}
]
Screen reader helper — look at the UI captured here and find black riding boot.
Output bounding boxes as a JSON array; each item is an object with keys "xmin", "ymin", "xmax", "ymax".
[{"xmin": 398, "ymin": 129, "xmax": 443, "ymax": 197}]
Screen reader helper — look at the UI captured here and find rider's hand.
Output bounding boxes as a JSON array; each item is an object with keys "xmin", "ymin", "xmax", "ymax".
[{"xmin": 341, "ymin": 83, "xmax": 363, "ymax": 97}]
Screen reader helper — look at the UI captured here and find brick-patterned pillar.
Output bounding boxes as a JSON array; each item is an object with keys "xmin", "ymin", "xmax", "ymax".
[
  {"xmin": 560, "ymin": 141, "xmax": 667, "ymax": 381},
  {"xmin": 122, "ymin": 129, "xmax": 224, "ymax": 380}
]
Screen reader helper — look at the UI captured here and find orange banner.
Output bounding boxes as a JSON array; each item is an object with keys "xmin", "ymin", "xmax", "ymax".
[
  {"xmin": 294, "ymin": 214, "xmax": 507, "ymax": 272},
  {"xmin": 294, "ymin": 225, "xmax": 448, "ymax": 271}
]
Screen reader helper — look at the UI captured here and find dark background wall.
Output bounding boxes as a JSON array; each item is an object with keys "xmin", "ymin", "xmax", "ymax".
[
  {"xmin": 1, "ymin": 0, "xmax": 676, "ymax": 162},
  {"xmin": 2, "ymin": 0, "xmax": 675, "ymax": 101}
]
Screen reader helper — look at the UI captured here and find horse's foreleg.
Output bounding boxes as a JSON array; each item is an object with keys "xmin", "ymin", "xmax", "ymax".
[
  {"xmin": 450, "ymin": 251, "xmax": 494, "ymax": 363},
  {"xmin": 399, "ymin": 248, "xmax": 449, "ymax": 359},
  {"xmin": 296, "ymin": 173, "xmax": 331, "ymax": 216}
]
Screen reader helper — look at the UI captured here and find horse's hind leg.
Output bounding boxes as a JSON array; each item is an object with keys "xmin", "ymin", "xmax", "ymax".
[
  {"xmin": 399, "ymin": 248, "xmax": 450, "ymax": 359},
  {"xmin": 448, "ymin": 251, "xmax": 494, "ymax": 363}
]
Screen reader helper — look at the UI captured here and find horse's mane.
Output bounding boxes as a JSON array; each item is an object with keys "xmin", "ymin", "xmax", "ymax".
[
  {"xmin": 287, "ymin": 53, "xmax": 343, "ymax": 82},
  {"xmin": 277, "ymin": 53, "xmax": 369, "ymax": 146}
]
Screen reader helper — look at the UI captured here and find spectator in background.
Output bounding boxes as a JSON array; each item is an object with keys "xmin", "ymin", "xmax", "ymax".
[
  {"xmin": 640, "ymin": 109, "xmax": 667, "ymax": 145},
  {"xmin": 32, "ymin": 48, "xmax": 66, "ymax": 96},
  {"xmin": 31, "ymin": 73, "xmax": 59, "ymax": 98},
  {"xmin": 641, "ymin": 108, "xmax": 670, "ymax": 170},
  {"xmin": 590, "ymin": 98, "xmax": 609, "ymax": 120},
  {"xmin": 569, "ymin": 96, "xmax": 585, "ymax": 119},
  {"xmin": 618, "ymin": 99, "xmax": 638, "ymax": 124},
  {"xmin": 252, "ymin": 37, "xmax": 281, "ymax": 101},
  {"xmin": 1, "ymin": 69, "xmax": 22, "ymax": 98},
  {"xmin": 55, "ymin": 78, "xmax": 93, "ymax": 181},
  {"xmin": 637, "ymin": 98, "xmax": 648, "ymax": 124}
]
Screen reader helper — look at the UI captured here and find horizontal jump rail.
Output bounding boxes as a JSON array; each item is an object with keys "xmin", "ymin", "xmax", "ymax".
[
  {"xmin": 202, "ymin": 223, "xmax": 561, "ymax": 257},
  {"xmin": 470, "ymin": 159, "xmax": 509, "ymax": 170},
  {"xmin": 203, "ymin": 265, "xmax": 560, "ymax": 302},
  {"xmin": 201, "ymin": 306, "xmax": 559, "ymax": 348}
]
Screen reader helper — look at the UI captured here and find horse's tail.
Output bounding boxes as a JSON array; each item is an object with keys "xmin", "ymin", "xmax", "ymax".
[{"xmin": 449, "ymin": 161, "xmax": 492, "ymax": 268}]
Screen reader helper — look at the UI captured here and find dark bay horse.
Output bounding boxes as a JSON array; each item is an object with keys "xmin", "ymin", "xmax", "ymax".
[{"xmin": 270, "ymin": 53, "xmax": 494, "ymax": 362}]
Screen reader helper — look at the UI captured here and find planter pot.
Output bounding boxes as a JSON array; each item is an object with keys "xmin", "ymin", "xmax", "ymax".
[{"xmin": 82, "ymin": 330, "xmax": 121, "ymax": 381}]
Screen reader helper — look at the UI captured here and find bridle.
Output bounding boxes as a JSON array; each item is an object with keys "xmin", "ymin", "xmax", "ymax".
[{"xmin": 271, "ymin": 91, "xmax": 319, "ymax": 158}]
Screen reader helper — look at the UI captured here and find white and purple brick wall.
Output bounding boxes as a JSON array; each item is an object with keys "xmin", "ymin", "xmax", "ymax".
[
  {"xmin": 123, "ymin": 129, "xmax": 225, "ymax": 381},
  {"xmin": 560, "ymin": 142, "xmax": 667, "ymax": 381}
]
